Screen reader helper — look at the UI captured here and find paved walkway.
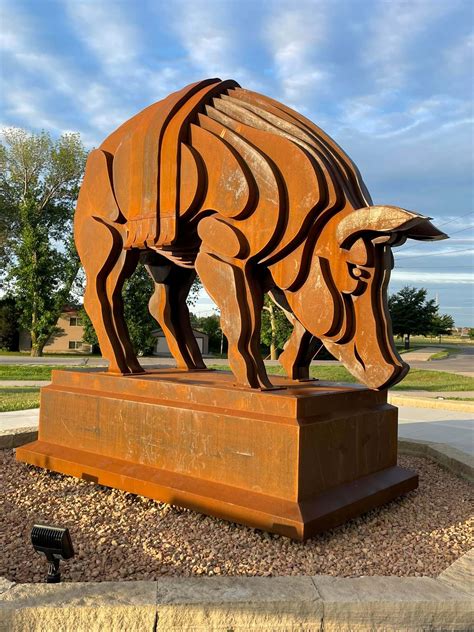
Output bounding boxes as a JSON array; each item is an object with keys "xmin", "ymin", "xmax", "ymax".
[
  {"xmin": 402, "ymin": 347, "xmax": 443, "ymax": 361},
  {"xmin": 0, "ymin": 380, "xmax": 50, "ymax": 387},
  {"xmin": 391, "ymin": 390, "xmax": 474, "ymax": 400},
  {"xmin": 398, "ymin": 407, "xmax": 474, "ymax": 455},
  {"xmin": 0, "ymin": 409, "xmax": 39, "ymax": 431}
]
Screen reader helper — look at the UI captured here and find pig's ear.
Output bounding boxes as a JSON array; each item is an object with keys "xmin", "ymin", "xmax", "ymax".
[{"xmin": 336, "ymin": 206, "xmax": 448, "ymax": 249}]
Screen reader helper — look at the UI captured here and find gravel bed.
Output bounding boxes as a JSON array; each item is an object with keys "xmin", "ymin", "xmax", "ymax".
[{"xmin": 1, "ymin": 450, "xmax": 472, "ymax": 583}]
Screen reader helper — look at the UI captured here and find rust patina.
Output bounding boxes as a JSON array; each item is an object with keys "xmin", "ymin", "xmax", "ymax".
[
  {"xmin": 74, "ymin": 78, "xmax": 446, "ymax": 388},
  {"xmin": 17, "ymin": 79, "xmax": 447, "ymax": 539}
]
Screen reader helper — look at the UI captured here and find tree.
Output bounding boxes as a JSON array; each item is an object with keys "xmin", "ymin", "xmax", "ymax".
[
  {"xmin": 82, "ymin": 264, "xmax": 156, "ymax": 356},
  {"xmin": 0, "ymin": 296, "xmax": 19, "ymax": 351},
  {"xmin": 388, "ymin": 286, "xmax": 439, "ymax": 349},
  {"xmin": 429, "ymin": 313, "xmax": 454, "ymax": 341},
  {"xmin": 190, "ymin": 312, "xmax": 223, "ymax": 354},
  {"xmin": 1, "ymin": 128, "xmax": 87, "ymax": 356},
  {"xmin": 469, "ymin": 328, "xmax": 474, "ymax": 341},
  {"xmin": 82, "ymin": 267, "xmax": 202, "ymax": 356},
  {"xmin": 261, "ymin": 296, "xmax": 293, "ymax": 358}
]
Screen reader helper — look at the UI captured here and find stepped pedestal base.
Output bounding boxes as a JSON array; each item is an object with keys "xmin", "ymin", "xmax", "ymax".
[{"xmin": 16, "ymin": 369, "xmax": 418, "ymax": 540}]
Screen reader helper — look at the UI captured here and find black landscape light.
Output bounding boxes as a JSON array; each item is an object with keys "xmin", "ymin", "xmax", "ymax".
[{"xmin": 31, "ymin": 524, "xmax": 75, "ymax": 583}]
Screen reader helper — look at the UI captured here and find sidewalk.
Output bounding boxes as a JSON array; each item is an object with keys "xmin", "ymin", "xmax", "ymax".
[
  {"xmin": 0, "ymin": 409, "xmax": 39, "ymax": 431},
  {"xmin": 398, "ymin": 406, "xmax": 474, "ymax": 456}
]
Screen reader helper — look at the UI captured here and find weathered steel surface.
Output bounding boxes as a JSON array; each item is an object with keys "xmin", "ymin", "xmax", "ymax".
[
  {"xmin": 16, "ymin": 370, "xmax": 417, "ymax": 540},
  {"xmin": 74, "ymin": 78, "xmax": 447, "ymax": 389},
  {"xmin": 18, "ymin": 79, "xmax": 449, "ymax": 537}
]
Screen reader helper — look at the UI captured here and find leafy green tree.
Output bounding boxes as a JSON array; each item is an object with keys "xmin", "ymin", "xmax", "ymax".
[
  {"xmin": 0, "ymin": 296, "xmax": 19, "ymax": 351},
  {"xmin": 1, "ymin": 128, "xmax": 87, "ymax": 356},
  {"xmin": 122, "ymin": 265, "xmax": 156, "ymax": 355},
  {"xmin": 388, "ymin": 286, "xmax": 438, "ymax": 349},
  {"xmin": 190, "ymin": 312, "xmax": 223, "ymax": 354},
  {"xmin": 469, "ymin": 328, "xmax": 474, "ymax": 341},
  {"xmin": 429, "ymin": 313, "xmax": 454, "ymax": 341},
  {"xmin": 261, "ymin": 296, "xmax": 293, "ymax": 359},
  {"xmin": 82, "ymin": 264, "xmax": 155, "ymax": 356},
  {"xmin": 82, "ymin": 267, "xmax": 202, "ymax": 356}
]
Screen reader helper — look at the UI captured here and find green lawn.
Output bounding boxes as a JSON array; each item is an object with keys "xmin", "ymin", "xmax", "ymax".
[
  {"xmin": 209, "ymin": 364, "xmax": 474, "ymax": 392},
  {"xmin": 0, "ymin": 387, "xmax": 40, "ymax": 412},
  {"xmin": 1, "ymin": 362, "xmax": 472, "ymax": 412},
  {"xmin": 0, "ymin": 365, "xmax": 84, "ymax": 380},
  {"xmin": 428, "ymin": 347, "xmax": 461, "ymax": 361},
  {"xmin": 0, "ymin": 351, "xmax": 103, "ymax": 357},
  {"xmin": 396, "ymin": 336, "xmax": 473, "ymax": 347}
]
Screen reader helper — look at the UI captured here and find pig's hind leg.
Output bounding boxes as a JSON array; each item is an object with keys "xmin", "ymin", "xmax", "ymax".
[
  {"xmin": 76, "ymin": 216, "xmax": 143, "ymax": 374},
  {"xmin": 74, "ymin": 149, "xmax": 143, "ymax": 374}
]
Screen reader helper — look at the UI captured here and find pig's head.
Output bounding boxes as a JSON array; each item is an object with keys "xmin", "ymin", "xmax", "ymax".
[{"xmin": 285, "ymin": 206, "xmax": 447, "ymax": 390}]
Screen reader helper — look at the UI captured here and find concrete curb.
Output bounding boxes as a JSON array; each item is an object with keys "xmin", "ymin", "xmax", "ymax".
[
  {"xmin": 0, "ymin": 426, "xmax": 38, "ymax": 450},
  {"xmin": 389, "ymin": 394, "xmax": 474, "ymax": 413},
  {"xmin": 398, "ymin": 438, "xmax": 474, "ymax": 483},
  {"xmin": 1, "ymin": 551, "xmax": 472, "ymax": 631}
]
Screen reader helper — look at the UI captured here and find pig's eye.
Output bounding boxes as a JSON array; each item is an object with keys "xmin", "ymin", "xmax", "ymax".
[{"xmin": 348, "ymin": 264, "xmax": 371, "ymax": 281}]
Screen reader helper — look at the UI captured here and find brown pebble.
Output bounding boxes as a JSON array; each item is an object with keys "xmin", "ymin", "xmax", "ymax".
[{"xmin": 1, "ymin": 451, "xmax": 472, "ymax": 583}]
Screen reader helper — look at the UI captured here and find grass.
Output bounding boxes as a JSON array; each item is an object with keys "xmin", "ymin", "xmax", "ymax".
[
  {"xmin": 396, "ymin": 336, "xmax": 473, "ymax": 346},
  {"xmin": 444, "ymin": 397, "xmax": 474, "ymax": 402},
  {"xmin": 0, "ymin": 387, "xmax": 40, "ymax": 412},
  {"xmin": 396, "ymin": 345, "xmax": 423, "ymax": 355},
  {"xmin": 428, "ymin": 348, "xmax": 461, "ymax": 361},
  {"xmin": 208, "ymin": 364, "xmax": 474, "ymax": 392},
  {"xmin": 0, "ymin": 365, "xmax": 88, "ymax": 380}
]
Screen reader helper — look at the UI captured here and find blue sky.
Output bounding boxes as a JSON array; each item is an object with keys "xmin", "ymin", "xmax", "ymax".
[{"xmin": 1, "ymin": 0, "xmax": 473, "ymax": 325}]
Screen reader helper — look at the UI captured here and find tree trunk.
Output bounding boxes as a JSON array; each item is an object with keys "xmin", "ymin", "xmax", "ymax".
[
  {"xmin": 30, "ymin": 330, "xmax": 44, "ymax": 357},
  {"xmin": 269, "ymin": 303, "xmax": 278, "ymax": 360},
  {"xmin": 404, "ymin": 334, "xmax": 410, "ymax": 350},
  {"xmin": 30, "ymin": 343, "xmax": 44, "ymax": 357}
]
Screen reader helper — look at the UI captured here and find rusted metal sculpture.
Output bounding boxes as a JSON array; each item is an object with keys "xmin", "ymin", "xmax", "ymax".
[
  {"xmin": 17, "ymin": 79, "xmax": 447, "ymax": 540},
  {"xmin": 74, "ymin": 78, "xmax": 446, "ymax": 389}
]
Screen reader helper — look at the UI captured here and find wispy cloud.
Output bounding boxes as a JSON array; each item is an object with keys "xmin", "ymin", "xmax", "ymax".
[
  {"xmin": 363, "ymin": 0, "xmax": 456, "ymax": 90},
  {"xmin": 166, "ymin": 0, "xmax": 257, "ymax": 87},
  {"xmin": 391, "ymin": 270, "xmax": 473, "ymax": 284},
  {"xmin": 263, "ymin": 0, "xmax": 330, "ymax": 110},
  {"xmin": 1, "ymin": 0, "xmax": 472, "ymax": 322},
  {"xmin": 62, "ymin": 0, "xmax": 142, "ymax": 78},
  {"xmin": 444, "ymin": 31, "xmax": 474, "ymax": 73}
]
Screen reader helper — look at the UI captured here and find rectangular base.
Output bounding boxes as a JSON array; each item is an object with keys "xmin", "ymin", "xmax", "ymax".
[{"xmin": 16, "ymin": 369, "xmax": 418, "ymax": 540}]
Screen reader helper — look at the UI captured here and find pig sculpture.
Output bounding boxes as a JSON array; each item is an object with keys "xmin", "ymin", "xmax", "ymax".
[{"xmin": 75, "ymin": 79, "xmax": 447, "ymax": 390}]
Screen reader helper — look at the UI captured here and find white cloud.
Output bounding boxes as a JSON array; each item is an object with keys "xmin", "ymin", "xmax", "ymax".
[
  {"xmin": 166, "ymin": 0, "xmax": 256, "ymax": 87},
  {"xmin": 391, "ymin": 270, "xmax": 473, "ymax": 284},
  {"xmin": 444, "ymin": 31, "xmax": 474, "ymax": 73},
  {"xmin": 363, "ymin": 0, "xmax": 455, "ymax": 89},
  {"xmin": 63, "ymin": 1, "xmax": 182, "ymax": 105},
  {"xmin": 0, "ymin": 3, "xmax": 141, "ymax": 141},
  {"xmin": 0, "ymin": 87, "xmax": 65, "ymax": 136},
  {"xmin": 264, "ymin": 0, "xmax": 330, "ymax": 110},
  {"xmin": 62, "ymin": 0, "xmax": 141, "ymax": 78}
]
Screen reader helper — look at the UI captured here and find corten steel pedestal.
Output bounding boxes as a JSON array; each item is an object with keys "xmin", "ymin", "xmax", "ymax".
[{"xmin": 17, "ymin": 369, "xmax": 418, "ymax": 540}]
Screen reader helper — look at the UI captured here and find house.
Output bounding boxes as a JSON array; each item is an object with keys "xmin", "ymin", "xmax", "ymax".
[
  {"xmin": 19, "ymin": 307, "xmax": 92, "ymax": 354},
  {"xmin": 152, "ymin": 328, "xmax": 209, "ymax": 356},
  {"xmin": 19, "ymin": 308, "xmax": 209, "ymax": 357}
]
